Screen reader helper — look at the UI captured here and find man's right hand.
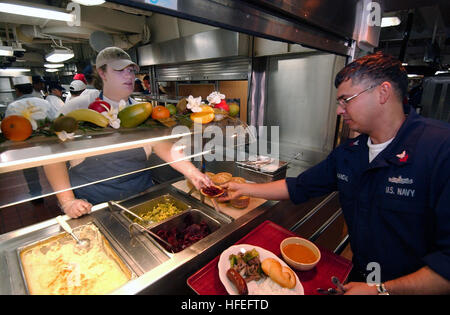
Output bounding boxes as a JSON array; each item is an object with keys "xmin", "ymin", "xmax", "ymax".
[
  {"xmin": 60, "ymin": 199, "xmax": 92, "ymax": 218},
  {"xmin": 217, "ymin": 182, "xmax": 248, "ymax": 202}
]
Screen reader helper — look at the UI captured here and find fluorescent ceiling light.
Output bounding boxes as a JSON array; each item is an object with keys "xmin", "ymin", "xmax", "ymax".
[
  {"xmin": 0, "ymin": 68, "xmax": 31, "ymax": 76},
  {"xmin": 44, "ymin": 63, "xmax": 64, "ymax": 69},
  {"xmin": 72, "ymin": 0, "xmax": 105, "ymax": 5},
  {"xmin": 0, "ymin": 3, "xmax": 75, "ymax": 22},
  {"xmin": 46, "ymin": 68, "xmax": 59, "ymax": 73},
  {"xmin": 381, "ymin": 17, "xmax": 401, "ymax": 28},
  {"xmin": 0, "ymin": 46, "xmax": 13, "ymax": 56},
  {"xmin": 45, "ymin": 49, "xmax": 74, "ymax": 63}
]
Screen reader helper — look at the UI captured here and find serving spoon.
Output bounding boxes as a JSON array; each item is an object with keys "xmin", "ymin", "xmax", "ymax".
[{"xmin": 55, "ymin": 216, "xmax": 90, "ymax": 252}]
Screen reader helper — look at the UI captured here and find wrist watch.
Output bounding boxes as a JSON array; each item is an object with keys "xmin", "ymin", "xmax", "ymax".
[{"xmin": 376, "ymin": 283, "xmax": 390, "ymax": 295}]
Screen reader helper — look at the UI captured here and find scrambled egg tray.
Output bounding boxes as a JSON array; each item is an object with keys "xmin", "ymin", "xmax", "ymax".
[{"xmin": 19, "ymin": 223, "xmax": 133, "ymax": 295}]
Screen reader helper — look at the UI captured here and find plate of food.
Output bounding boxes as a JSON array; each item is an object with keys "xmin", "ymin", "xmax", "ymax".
[{"xmin": 218, "ymin": 244, "xmax": 304, "ymax": 295}]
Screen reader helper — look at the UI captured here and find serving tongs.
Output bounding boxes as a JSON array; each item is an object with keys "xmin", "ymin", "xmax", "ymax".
[
  {"xmin": 108, "ymin": 201, "xmax": 175, "ymax": 253},
  {"xmin": 186, "ymin": 182, "xmax": 205, "ymax": 204},
  {"xmin": 109, "ymin": 200, "xmax": 153, "ymax": 226}
]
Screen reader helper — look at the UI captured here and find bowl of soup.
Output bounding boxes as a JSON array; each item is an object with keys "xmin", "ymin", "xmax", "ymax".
[{"xmin": 280, "ymin": 237, "xmax": 321, "ymax": 271}]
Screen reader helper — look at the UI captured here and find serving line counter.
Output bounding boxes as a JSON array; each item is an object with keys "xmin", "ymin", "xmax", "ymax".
[{"xmin": 0, "ymin": 164, "xmax": 344, "ymax": 295}]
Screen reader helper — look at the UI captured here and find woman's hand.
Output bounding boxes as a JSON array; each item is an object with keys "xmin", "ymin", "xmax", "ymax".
[
  {"xmin": 60, "ymin": 199, "xmax": 92, "ymax": 218},
  {"xmin": 188, "ymin": 170, "xmax": 214, "ymax": 190}
]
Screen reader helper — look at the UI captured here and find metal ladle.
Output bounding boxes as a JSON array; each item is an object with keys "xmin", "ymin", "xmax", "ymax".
[{"xmin": 56, "ymin": 216, "xmax": 91, "ymax": 251}]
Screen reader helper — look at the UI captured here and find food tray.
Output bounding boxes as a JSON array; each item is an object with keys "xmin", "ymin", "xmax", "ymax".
[
  {"xmin": 120, "ymin": 194, "xmax": 191, "ymax": 228},
  {"xmin": 187, "ymin": 220, "xmax": 353, "ymax": 295},
  {"xmin": 18, "ymin": 222, "xmax": 135, "ymax": 295},
  {"xmin": 149, "ymin": 209, "xmax": 222, "ymax": 253},
  {"xmin": 235, "ymin": 156, "xmax": 288, "ymax": 174}
]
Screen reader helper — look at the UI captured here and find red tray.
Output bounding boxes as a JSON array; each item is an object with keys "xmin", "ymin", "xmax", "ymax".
[{"xmin": 187, "ymin": 220, "xmax": 352, "ymax": 295}]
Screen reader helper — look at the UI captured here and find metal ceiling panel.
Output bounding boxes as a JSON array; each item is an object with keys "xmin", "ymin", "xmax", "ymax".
[{"xmin": 108, "ymin": 0, "xmax": 352, "ymax": 56}]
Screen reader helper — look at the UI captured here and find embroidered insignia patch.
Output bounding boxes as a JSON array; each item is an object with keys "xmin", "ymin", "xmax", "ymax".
[
  {"xmin": 396, "ymin": 150, "xmax": 409, "ymax": 162},
  {"xmin": 388, "ymin": 176, "xmax": 413, "ymax": 184}
]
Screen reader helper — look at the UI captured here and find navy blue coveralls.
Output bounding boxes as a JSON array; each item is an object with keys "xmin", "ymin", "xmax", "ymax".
[{"xmin": 286, "ymin": 108, "xmax": 450, "ymax": 282}]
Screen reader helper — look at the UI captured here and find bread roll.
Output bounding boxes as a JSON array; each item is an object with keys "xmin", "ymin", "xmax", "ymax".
[
  {"xmin": 230, "ymin": 177, "xmax": 246, "ymax": 184},
  {"xmin": 261, "ymin": 258, "xmax": 296, "ymax": 289},
  {"xmin": 230, "ymin": 196, "xmax": 250, "ymax": 209},
  {"xmin": 212, "ymin": 172, "xmax": 232, "ymax": 185}
]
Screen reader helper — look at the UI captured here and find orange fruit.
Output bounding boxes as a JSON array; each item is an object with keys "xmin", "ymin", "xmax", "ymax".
[
  {"xmin": 190, "ymin": 105, "xmax": 215, "ymax": 124},
  {"xmin": 1, "ymin": 115, "xmax": 33, "ymax": 141},
  {"xmin": 151, "ymin": 106, "xmax": 171, "ymax": 120}
]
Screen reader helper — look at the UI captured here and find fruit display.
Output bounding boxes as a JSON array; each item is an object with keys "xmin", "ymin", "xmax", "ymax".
[
  {"xmin": 151, "ymin": 105, "xmax": 170, "ymax": 120},
  {"xmin": 166, "ymin": 104, "xmax": 177, "ymax": 116},
  {"xmin": 52, "ymin": 116, "xmax": 78, "ymax": 133},
  {"xmin": 65, "ymin": 109, "xmax": 109, "ymax": 128},
  {"xmin": 190, "ymin": 105, "xmax": 215, "ymax": 124},
  {"xmin": 1, "ymin": 92, "xmax": 240, "ymax": 143},
  {"xmin": 118, "ymin": 102, "xmax": 153, "ymax": 128},
  {"xmin": 228, "ymin": 103, "xmax": 240, "ymax": 117},
  {"xmin": 88, "ymin": 98, "xmax": 111, "ymax": 113},
  {"xmin": 1, "ymin": 115, "xmax": 33, "ymax": 141}
]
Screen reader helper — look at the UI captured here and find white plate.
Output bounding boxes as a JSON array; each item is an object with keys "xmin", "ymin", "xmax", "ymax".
[{"xmin": 218, "ymin": 244, "xmax": 304, "ymax": 295}]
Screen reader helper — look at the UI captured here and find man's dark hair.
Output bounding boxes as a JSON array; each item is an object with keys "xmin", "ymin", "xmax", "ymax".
[
  {"xmin": 335, "ymin": 51, "xmax": 408, "ymax": 100},
  {"xmin": 143, "ymin": 75, "xmax": 150, "ymax": 81},
  {"xmin": 71, "ymin": 90, "xmax": 83, "ymax": 96},
  {"xmin": 15, "ymin": 84, "xmax": 33, "ymax": 95}
]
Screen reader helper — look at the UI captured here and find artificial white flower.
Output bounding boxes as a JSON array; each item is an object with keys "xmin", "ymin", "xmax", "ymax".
[
  {"xmin": 5, "ymin": 98, "xmax": 49, "ymax": 130},
  {"xmin": 55, "ymin": 131, "xmax": 76, "ymax": 142},
  {"xmin": 101, "ymin": 106, "xmax": 121, "ymax": 129},
  {"xmin": 186, "ymin": 95, "xmax": 204, "ymax": 113},
  {"xmin": 207, "ymin": 91, "xmax": 225, "ymax": 105}
]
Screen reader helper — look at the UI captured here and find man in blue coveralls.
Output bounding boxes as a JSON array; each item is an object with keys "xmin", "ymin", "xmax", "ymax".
[{"xmin": 220, "ymin": 52, "xmax": 450, "ymax": 295}]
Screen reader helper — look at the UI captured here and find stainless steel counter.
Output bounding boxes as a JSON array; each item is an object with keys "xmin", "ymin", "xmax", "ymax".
[
  {"xmin": 0, "ymin": 162, "xmax": 343, "ymax": 295},
  {"xmin": 0, "ymin": 180, "xmax": 275, "ymax": 295}
]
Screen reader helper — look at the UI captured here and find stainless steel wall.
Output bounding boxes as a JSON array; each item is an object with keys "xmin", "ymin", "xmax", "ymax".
[{"xmin": 263, "ymin": 53, "xmax": 346, "ymax": 171}]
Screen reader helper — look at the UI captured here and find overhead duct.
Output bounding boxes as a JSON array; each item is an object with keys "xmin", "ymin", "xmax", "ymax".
[
  {"xmin": 138, "ymin": 29, "xmax": 249, "ymax": 66},
  {"xmin": 89, "ymin": 29, "xmax": 150, "ymax": 52}
]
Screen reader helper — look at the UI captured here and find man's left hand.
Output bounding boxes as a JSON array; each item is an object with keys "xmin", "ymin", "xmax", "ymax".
[{"xmin": 343, "ymin": 282, "xmax": 379, "ymax": 295}]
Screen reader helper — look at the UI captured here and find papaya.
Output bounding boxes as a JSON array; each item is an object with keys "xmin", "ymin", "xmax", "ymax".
[{"xmin": 118, "ymin": 102, "xmax": 153, "ymax": 128}]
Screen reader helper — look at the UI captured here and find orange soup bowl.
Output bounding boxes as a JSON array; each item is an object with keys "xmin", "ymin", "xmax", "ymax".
[{"xmin": 280, "ymin": 237, "xmax": 321, "ymax": 271}]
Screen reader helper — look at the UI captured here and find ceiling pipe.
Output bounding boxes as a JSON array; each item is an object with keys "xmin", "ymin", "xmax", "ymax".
[{"xmin": 399, "ymin": 10, "xmax": 414, "ymax": 62}]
